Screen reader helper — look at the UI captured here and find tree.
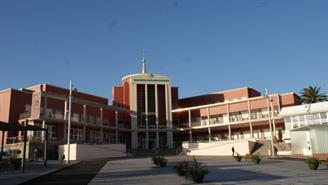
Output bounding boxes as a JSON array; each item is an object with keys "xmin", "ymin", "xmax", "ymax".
[{"xmin": 300, "ymin": 86, "xmax": 328, "ymax": 104}]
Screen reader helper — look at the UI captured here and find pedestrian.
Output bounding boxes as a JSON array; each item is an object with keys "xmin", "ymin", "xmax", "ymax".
[{"xmin": 232, "ymin": 146, "xmax": 235, "ymax": 156}]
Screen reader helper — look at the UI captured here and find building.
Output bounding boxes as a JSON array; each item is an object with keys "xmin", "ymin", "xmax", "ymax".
[
  {"xmin": 172, "ymin": 87, "xmax": 299, "ymax": 146},
  {"xmin": 112, "ymin": 57, "xmax": 176, "ymax": 150},
  {"xmin": 279, "ymin": 102, "xmax": 328, "ymax": 158},
  {"xmin": 0, "ymin": 57, "xmax": 301, "ymax": 158},
  {"xmin": 0, "ymin": 83, "xmax": 130, "ymax": 159}
]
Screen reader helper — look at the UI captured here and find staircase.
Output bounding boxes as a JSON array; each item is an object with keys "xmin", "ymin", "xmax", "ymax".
[
  {"xmin": 251, "ymin": 140, "xmax": 274, "ymax": 156},
  {"xmin": 132, "ymin": 149, "xmax": 177, "ymax": 158}
]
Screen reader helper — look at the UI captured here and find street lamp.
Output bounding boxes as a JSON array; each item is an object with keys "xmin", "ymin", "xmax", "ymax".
[
  {"xmin": 67, "ymin": 80, "xmax": 73, "ymax": 164},
  {"xmin": 264, "ymin": 88, "xmax": 275, "ymax": 157}
]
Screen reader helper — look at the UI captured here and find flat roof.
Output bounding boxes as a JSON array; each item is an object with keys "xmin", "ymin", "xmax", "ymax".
[{"xmin": 279, "ymin": 101, "xmax": 328, "ymax": 117}]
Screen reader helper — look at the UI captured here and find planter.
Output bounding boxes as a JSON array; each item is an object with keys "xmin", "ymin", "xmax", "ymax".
[
  {"xmin": 235, "ymin": 157, "xmax": 242, "ymax": 162},
  {"xmin": 159, "ymin": 160, "xmax": 167, "ymax": 167},
  {"xmin": 190, "ymin": 172, "xmax": 206, "ymax": 183},
  {"xmin": 11, "ymin": 159, "xmax": 22, "ymax": 170},
  {"xmin": 255, "ymin": 159, "xmax": 261, "ymax": 164},
  {"xmin": 305, "ymin": 157, "xmax": 321, "ymax": 170},
  {"xmin": 308, "ymin": 163, "xmax": 319, "ymax": 170},
  {"xmin": 176, "ymin": 167, "xmax": 187, "ymax": 176}
]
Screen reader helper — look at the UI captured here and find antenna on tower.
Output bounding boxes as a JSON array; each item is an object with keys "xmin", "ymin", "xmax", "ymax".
[{"xmin": 141, "ymin": 49, "xmax": 147, "ymax": 74}]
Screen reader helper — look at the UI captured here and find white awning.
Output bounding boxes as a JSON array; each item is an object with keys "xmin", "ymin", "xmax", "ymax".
[{"xmin": 279, "ymin": 102, "xmax": 328, "ymax": 117}]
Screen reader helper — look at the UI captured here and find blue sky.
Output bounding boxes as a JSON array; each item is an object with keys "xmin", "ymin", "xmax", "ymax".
[{"xmin": 0, "ymin": 0, "xmax": 327, "ymax": 101}]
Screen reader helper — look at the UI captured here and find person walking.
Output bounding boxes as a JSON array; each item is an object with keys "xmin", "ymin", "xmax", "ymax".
[{"xmin": 232, "ymin": 146, "xmax": 235, "ymax": 156}]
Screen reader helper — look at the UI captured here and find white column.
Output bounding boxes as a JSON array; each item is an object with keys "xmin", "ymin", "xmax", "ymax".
[
  {"xmin": 145, "ymin": 131, "xmax": 149, "ymax": 149},
  {"xmin": 247, "ymin": 100, "xmax": 251, "ymax": 120},
  {"xmin": 165, "ymin": 85, "xmax": 169, "ymax": 128},
  {"xmin": 156, "ymin": 131, "xmax": 159, "ymax": 149},
  {"xmin": 83, "ymin": 105, "xmax": 86, "ymax": 122},
  {"xmin": 207, "ymin": 107, "xmax": 211, "ymax": 142},
  {"xmin": 167, "ymin": 84, "xmax": 172, "ymax": 128},
  {"xmin": 44, "ymin": 94, "xmax": 47, "ymax": 116},
  {"xmin": 130, "ymin": 83, "xmax": 138, "ymax": 149},
  {"xmin": 188, "ymin": 110, "xmax": 192, "ymax": 142},
  {"xmin": 83, "ymin": 126, "xmax": 86, "ymax": 142},
  {"xmin": 145, "ymin": 84, "xmax": 148, "ymax": 128},
  {"xmin": 155, "ymin": 84, "xmax": 159, "ymax": 128},
  {"xmin": 228, "ymin": 124, "xmax": 231, "ymax": 140},
  {"xmin": 166, "ymin": 84, "xmax": 173, "ymax": 149},
  {"xmin": 42, "ymin": 120, "xmax": 46, "ymax": 143},
  {"xmin": 248, "ymin": 100, "xmax": 253, "ymax": 138},
  {"xmin": 100, "ymin": 108, "xmax": 103, "ymax": 144},
  {"xmin": 270, "ymin": 100, "xmax": 276, "ymax": 135},
  {"xmin": 144, "ymin": 84, "xmax": 149, "ymax": 149},
  {"xmin": 277, "ymin": 94, "xmax": 281, "ymax": 111},
  {"xmin": 249, "ymin": 122, "xmax": 253, "ymax": 139},
  {"xmin": 64, "ymin": 100, "xmax": 68, "ymax": 120},
  {"xmin": 115, "ymin": 111, "xmax": 118, "ymax": 144},
  {"xmin": 154, "ymin": 84, "xmax": 159, "ymax": 149},
  {"xmin": 226, "ymin": 103, "xmax": 230, "ymax": 123}
]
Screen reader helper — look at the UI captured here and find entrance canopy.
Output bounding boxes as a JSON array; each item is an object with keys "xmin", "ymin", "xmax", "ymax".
[
  {"xmin": 0, "ymin": 121, "xmax": 46, "ymax": 131},
  {"xmin": 0, "ymin": 120, "xmax": 48, "ymax": 173}
]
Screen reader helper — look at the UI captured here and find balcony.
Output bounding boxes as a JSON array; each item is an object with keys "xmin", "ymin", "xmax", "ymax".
[
  {"xmin": 148, "ymin": 124, "xmax": 156, "ymax": 129},
  {"xmin": 118, "ymin": 123, "xmax": 130, "ymax": 129},
  {"xmin": 138, "ymin": 124, "xmax": 146, "ymax": 129},
  {"xmin": 19, "ymin": 112, "xmax": 31, "ymax": 119},
  {"xmin": 191, "ymin": 121, "xmax": 201, "ymax": 127},
  {"xmin": 158, "ymin": 125, "xmax": 167, "ymax": 129}
]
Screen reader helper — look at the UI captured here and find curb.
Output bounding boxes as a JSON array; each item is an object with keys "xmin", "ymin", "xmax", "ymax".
[{"xmin": 18, "ymin": 161, "xmax": 81, "ymax": 185}]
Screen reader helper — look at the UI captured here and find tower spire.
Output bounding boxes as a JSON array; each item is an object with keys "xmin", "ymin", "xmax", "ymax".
[{"xmin": 141, "ymin": 49, "xmax": 147, "ymax": 74}]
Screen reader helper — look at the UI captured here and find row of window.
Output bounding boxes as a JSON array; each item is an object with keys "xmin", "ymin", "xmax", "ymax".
[
  {"xmin": 188, "ymin": 108, "xmax": 279, "ymax": 126},
  {"xmin": 284, "ymin": 112, "xmax": 328, "ymax": 129}
]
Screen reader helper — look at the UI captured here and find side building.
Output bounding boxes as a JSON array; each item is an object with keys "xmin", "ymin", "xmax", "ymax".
[
  {"xmin": 0, "ymin": 84, "xmax": 130, "ymax": 159},
  {"xmin": 172, "ymin": 87, "xmax": 299, "ymax": 146},
  {"xmin": 279, "ymin": 102, "xmax": 328, "ymax": 158}
]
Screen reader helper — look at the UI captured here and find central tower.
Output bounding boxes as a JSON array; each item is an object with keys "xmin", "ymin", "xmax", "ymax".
[{"xmin": 113, "ymin": 55, "xmax": 174, "ymax": 150}]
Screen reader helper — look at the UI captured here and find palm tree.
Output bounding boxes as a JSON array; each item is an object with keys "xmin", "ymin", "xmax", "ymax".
[{"xmin": 300, "ymin": 86, "xmax": 328, "ymax": 104}]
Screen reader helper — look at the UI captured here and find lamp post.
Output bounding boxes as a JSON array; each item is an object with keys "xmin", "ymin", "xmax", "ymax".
[
  {"xmin": 264, "ymin": 88, "xmax": 275, "ymax": 157},
  {"xmin": 67, "ymin": 80, "xmax": 73, "ymax": 164}
]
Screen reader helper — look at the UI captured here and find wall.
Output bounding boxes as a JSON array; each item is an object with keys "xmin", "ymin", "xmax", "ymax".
[
  {"xmin": 290, "ymin": 130, "xmax": 308, "ymax": 155},
  {"xmin": 58, "ymin": 144, "xmax": 126, "ymax": 160},
  {"xmin": 310, "ymin": 125, "xmax": 328, "ymax": 155},
  {"xmin": 182, "ymin": 140, "xmax": 253, "ymax": 156}
]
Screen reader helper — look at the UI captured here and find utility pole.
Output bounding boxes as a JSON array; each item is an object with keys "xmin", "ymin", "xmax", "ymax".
[
  {"xmin": 67, "ymin": 80, "xmax": 72, "ymax": 164},
  {"xmin": 265, "ymin": 88, "xmax": 275, "ymax": 157}
]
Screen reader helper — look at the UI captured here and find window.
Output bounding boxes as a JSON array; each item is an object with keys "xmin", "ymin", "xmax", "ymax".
[
  {"xmin": 48, "ymin": 125, "xmax": 57, "ymax": 139},
  {"xmin": 285, "ymin": 116, "xmax": 292, "ymax": 129},
  {"xmin": 70, "ymin": 128, "xmax": 83, "ymax": 142},
  {"xmin": 320, "ymin": 112, "xmax": 328, "ymax": 124},
  {"xmin": 147, "ymin": 85, "xmax": 155, "ymax": 112},
  {"xmin": 89, "ymin": 130, "xmax": 100, "ymax": 143},
  {"xmin": 298, "ymin": 115, "xmax": 306, "ymax": 126},
  {"xmin": 148, "ymin": 115, "xmax": 156, "ymax": 128},
  {"xmin": 103, "ymin": 132, "xmax": 115, "ymax": 144}
]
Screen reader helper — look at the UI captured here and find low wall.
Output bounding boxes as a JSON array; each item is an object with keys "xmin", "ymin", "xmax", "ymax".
[
  {"xmin": 58, "ymin": 144, "xmax": 126, "ymax": 161},
  {"xmin": 182, "ymin": 140, "xmax": 254, "ymax": 156}
]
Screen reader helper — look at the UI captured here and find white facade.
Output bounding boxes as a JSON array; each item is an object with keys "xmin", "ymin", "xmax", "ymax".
[
  {"xmin": 122, "ymin": 73, "xmax": 173, "ymax": 149},
  {"xmin": 279, "ymin": 102, "xmax": 328, "ymax": 156}
]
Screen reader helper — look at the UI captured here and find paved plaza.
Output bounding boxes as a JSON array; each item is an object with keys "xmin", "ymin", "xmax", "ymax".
[
  {"xmin": 89, "ymin": 156, "xmax": 328, "ymax": 185},
  {"xmin": 0, "ymin": 161, "xmax": 77, "ymax": 185}
]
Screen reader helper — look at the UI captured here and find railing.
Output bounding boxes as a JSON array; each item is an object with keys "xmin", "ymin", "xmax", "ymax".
[
  {"xmin": 138, "ymin": 124, "xmax": 146, "ymax": 129},
  {"xmin": 118, "ymin": 123, "xmax": 130, "ymax": 129},
  {"xmin": 19, "ymin": 112, "xmax": 31, "ymax": 119}
]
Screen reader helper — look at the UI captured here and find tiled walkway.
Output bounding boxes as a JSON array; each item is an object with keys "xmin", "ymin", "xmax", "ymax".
[
  {"xmin": 89, "ymin": 156, "xmax": 328, "ymax": 185},
  {"xmin": 0, "ymin": 161, "xmax": 76, "ymax": 185}
]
